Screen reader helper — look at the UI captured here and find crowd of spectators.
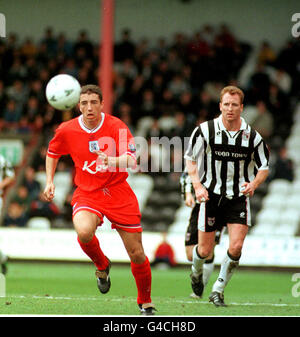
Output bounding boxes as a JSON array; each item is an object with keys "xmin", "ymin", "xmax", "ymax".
[
  {"xmin": 3, "ymin": 166, "xmax": 60, "ymax": 227},
  {"xmin": 1, "ymin": 23, "xmax": 299, "ymax": 228}
]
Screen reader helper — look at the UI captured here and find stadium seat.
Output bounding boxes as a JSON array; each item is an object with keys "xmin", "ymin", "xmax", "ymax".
[
  {"xmin": 158, "ymin": 116, "xmax": 177, "ymax": 132},
  {"xmin": 53, "ymin": 187, "xmax": 68, "ymax": 208},
  {"xmin": 274, "ymin": 209, "xmax": 300, "ymax": 236},
  {"xmin": 127, "ymin": 173, "xmax": 154, "ymax": 190},
  {"xmin": 267, "ymin": 179, "xmax": 292, "ymax": 195},
  {"xmin": 287, "ymin": 149, "xmax": 300, "ymax": 165},
  {"xmin": 35, "ymin": 171, "xmax": 72, "ymax": 190},
  {"xmin": 35, "ymin": 171, "xmax": 72, "ymax": 209},
  {"xmin": 295, "ymin": 167, "xmax": 300, "ymax": 180},
  {"xmin": 286, "ymin": 193, "xmax": 300, "ymax": 211},
  {"xmin": 27, "ymin": 217, "xmax": 51, "ymax": 229},
  {"xmin": 289, "ymin": 121, "xmax": 300, "ymax": 136},
  {"xmin": 291, "ymin": 180, "xmax": 300, "ymax": 194},
  {"xmin": 53, "ymin": 171, "xmax": 72, "ymax": 187},
  {"xmin": 255, "ymin": 208, "xmax": 279, "ymax": 227},
  {"xmin": 35, "ymin": 171, "xmax": 47, "ymax": 188},
  {"xmin": 135, "ymin": 116, "xmax": 154, "ymax": 137},
  {"xmin": 167, "ymin": 205, "xmax": 191, "ymax": 234},
  {"xmin": 250, "ymin": 222, "xmax": 274, "ymax": 235},
  {"xmin": 278, "ymin": 209, "xmax": 300, "ymax": 226},
  {"xmin": 127, "ymin": 173, "xmax": 154, "ymax": 211},
  {"xmin": 262, "ymin": 193, "xmax": 286, "ymax": 210},
  {"xmin": 274, "ymin": 223, "xmax": 299, "ymax": 236},
  {"xmin": 286, "ymin": 135, "xmax": 300, "ymax": 151},
  {"xmin": 173, "ymin": 205, "xmax": 192, "ymax": 223},
  {"xmin": 134, "ymin": 187, "xmax": 150, "ymax": 211}
]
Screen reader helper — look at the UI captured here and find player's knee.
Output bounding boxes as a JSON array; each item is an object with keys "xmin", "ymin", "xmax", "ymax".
[
  {"xmin": 229, "ymin": 242, "xmax": 243, "ymax": 257},
  {"xmin": 197, "ymin": 245, "xmax": 212, "ymax": 258},
  {"xmin": 77, "ymin": 228, "xmax": 94, "ymax": 243},
  {"xmin": 128, "ymin": 247, "xmax": 145, "ymax": 264}
]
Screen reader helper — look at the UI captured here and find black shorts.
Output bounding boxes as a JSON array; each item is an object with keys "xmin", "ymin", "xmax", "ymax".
[
  {"xmin": 198, "ymin": 190, "xmax": 251, "ymax": 233},
  {"xmin": 185, "ymin": 203, "xmax": 224, "ymax": 246}
]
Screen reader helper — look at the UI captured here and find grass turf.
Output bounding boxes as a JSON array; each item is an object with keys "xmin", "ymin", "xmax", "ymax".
[{"xmin": 0, "ymin": 261, "xmax": 299, "ymax": 316}]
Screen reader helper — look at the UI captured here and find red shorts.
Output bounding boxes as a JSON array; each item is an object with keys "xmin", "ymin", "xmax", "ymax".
[{"xmin": 71, "ymin": 181, "xmax": 142, "ymax": 233}]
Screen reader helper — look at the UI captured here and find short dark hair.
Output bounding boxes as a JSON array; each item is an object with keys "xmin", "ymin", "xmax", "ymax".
[{"xmin": 80, "ymin": 84, "xmax": 103, "ymax": 102}]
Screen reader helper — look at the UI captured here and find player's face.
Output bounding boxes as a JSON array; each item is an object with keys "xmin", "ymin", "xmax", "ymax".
[
  {"xmin": 79, "ymin": 93, "xmax": 104, "ymax": 126},
  {"xmin": 219, "ymin": 93, "xmax": 243, "ymax": 123}
]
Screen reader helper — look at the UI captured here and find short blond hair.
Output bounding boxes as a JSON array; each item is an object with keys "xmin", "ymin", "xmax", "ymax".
[{"xmin": 220, "ymin": 86, "xmax": 244, "ymax": 104}]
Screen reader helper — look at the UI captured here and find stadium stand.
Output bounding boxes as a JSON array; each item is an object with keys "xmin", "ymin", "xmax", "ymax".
[
  {"xmin": 127, "ymin": 171, "xmax": 154, "ymax": 212},
  {"xmin": 250, "ymin": 101, "xmax": 300, "ymax": 236},
  {"xmin": 0, "ymin": 22, "xmax": 299, "ymax": 239},
  {"xmin": 27, "ymin": 216, "xmax": 51, "ymax": 230}
]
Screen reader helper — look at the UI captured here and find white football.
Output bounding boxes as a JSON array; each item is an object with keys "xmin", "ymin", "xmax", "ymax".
[{"xmin": 46, "ymin": 74, "xmax": 81, "ymax": 110}]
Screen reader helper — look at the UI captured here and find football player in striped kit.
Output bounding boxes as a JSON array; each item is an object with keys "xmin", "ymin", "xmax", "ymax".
[
  {"xmin": 0, "ymin": 154, "xmax": 15, "ymax": 274},
  {"xmin": 184, "ymin": 86, "xmax": 269, "ymax": 306},
  {"xmin": 180, "ymin": 170, "xmax": 224, "ymax": 298}
]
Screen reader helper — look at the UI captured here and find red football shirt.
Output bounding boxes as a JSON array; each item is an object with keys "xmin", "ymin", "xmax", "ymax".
[{"xmin": 47, "ymin": 113, "xmax": 136, "ymax": 192}]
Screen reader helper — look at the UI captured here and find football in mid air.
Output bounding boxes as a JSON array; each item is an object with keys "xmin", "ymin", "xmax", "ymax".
[{"xmin": 46, "ymin": 74, "xmax": 81, "ymax": 110}]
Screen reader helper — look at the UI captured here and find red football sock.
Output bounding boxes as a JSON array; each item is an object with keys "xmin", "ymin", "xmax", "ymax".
[
  {"xmin": 131, "ymin": 256, "xmax": 152, "ymax": 305},
  {"xmin": 77, "ymin": 235, "xmax": 108, "ymax": 270}
]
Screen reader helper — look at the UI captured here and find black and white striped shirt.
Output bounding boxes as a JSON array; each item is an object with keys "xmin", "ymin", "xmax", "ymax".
[
  {"xmin": 0, "ymin": 154, "xmax": 15, "ymax": 196},
  {"xmin": 184, "ymin": 115, "xmax": 269, "ymax": 199}
]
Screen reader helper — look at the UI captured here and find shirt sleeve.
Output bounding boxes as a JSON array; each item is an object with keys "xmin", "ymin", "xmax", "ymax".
[
  {"xmin": 47, "ymin": 124, "xmax": 69, "ymax": 159},
  {"xmin": 254, "ymin": 139, "xmax": 270, "ymax": 170},
  {"xmin": 116, "ymin": 123, "xmax": 137, "ymax": 161},
  {"xmin": 184, "ymin": 126, "xmax": 204, "ymax": 162}
]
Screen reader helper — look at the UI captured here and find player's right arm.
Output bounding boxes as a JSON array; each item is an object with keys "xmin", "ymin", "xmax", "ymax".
[
  {"xmin": 184, "ymin": 126, "xmax": 208, "ymax": 203},
  {"xmin": 44, "ymin": 123, "xmax": 69, "ymax": 202},
  {"xmin": 43, "ymin": 155, "xmax": 59, "ymax": 202},
  {"xmin": 186, "ymin": 159, "xmax": 209, "ymax": 202}
]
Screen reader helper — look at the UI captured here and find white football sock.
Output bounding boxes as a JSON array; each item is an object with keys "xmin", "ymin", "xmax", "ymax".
[
  {"xmin": 203, "ymin": 261, "xmax": 214, "ymax": 287},
  {"xmin": 191, "ymin": 245, "xmax": 206, "ymax": 276},
  {"xmin": 212, "ymin": 251, "xmax": 239, "ymax": 294}
]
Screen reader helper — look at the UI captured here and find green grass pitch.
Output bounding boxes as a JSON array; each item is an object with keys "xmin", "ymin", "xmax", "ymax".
[{"xmin": 0, "ymin": 261, "xmax": 299, "ymax": 316}]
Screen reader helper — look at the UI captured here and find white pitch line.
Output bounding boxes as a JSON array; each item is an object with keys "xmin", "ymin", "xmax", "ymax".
[{"xmin": 2, "ymin": 295, "xmax": 300, "ymax": 308}]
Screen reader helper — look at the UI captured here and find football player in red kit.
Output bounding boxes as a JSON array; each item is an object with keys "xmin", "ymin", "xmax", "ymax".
[{"xmin": 44, "ymin": 84, "xmax": 156, "ymax": 315}]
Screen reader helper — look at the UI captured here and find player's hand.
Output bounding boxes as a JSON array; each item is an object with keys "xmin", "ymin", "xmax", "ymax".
[
  {"xmin": 185, "ymin": 192, "xmax": 195, "ymax": 208},
  {"xmin": 195, "ymin": 185, "xmax": 209, "ymax": 203},
  {"xmin": 94, "ymin": 150, "xmax": 109, "ymax": 166},
  {"xmin": 241, "ymin": 182, "xmax": 254, "ymax": 197},
  {"xmin": 43, "ymin": 182, "xmax": 55, "ymax": 202}
]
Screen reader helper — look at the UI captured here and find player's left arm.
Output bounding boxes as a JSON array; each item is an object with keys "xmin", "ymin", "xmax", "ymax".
[
  {"xmin": 43, "ymin": 155, "xmax": 59, "ymax": 201},
  {"xmin": 241, "ymin": 169, "xmax": 269, "ymax": 197},
  {"xmin": 95, "ymin": 151, "xmax": 136, "ymax": 169},
  {"xmin": 95, "ymin": 125, "xmax": 137, "ymax": 169},
  {"xmin": 241, "ymin": 139, "xmax": 269, "ymax": 197}
]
